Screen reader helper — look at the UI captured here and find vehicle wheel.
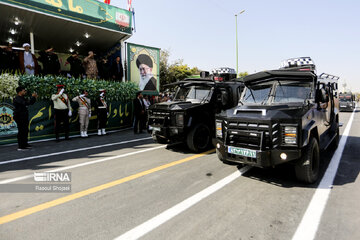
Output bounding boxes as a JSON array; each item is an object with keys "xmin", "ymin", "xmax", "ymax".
[
  {"xmin": 187, "ymin": 124, "xmax": 210, "ymax": 152},
  {"xmin": 152, "ymin": 133, "xmax": 167, "ymax": 144},
  {"xmin": 295, "ymin": 137, "xmax": 320, "ymax": 184}
]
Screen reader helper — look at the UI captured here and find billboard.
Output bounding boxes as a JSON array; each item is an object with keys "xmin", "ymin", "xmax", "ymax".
[{"xmin": 127, "ymin": 43, "xmax": 160, "ymax": 95}]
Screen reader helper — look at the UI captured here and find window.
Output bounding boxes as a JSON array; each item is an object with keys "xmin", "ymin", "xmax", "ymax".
[
  {"xmin": 242, "ymin": 84, "xmax": 272, "ymax": 104},
  {"xmin": 274, "ymin": 82, "xmax": 313, "ymax": 103}
]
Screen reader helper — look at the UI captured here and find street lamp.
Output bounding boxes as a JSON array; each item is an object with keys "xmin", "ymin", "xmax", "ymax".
[{"xmin": 235, "ymin": 10, "xmax": 245, "ymax": 77}]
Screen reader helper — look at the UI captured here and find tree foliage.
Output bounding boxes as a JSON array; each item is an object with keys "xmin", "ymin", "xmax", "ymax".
[
  {"xmin": 160, "ymin": 49, "xmax": 199, "ymax": 91},
  {"xmin": 237, "ymin": 72, "xmax": 249, "ymax": 77}
]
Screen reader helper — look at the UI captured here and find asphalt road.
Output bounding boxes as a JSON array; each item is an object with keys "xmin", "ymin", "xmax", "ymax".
[{"xmin": 0, "ymin": 108, "xmax": 359, "ymax": 240}]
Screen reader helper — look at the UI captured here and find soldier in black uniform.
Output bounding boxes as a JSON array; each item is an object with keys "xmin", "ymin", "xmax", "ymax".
[
  {"xmin": 98, "ymin": 57, "xmax": 111, "ymax": 80},
  {"xmin": 38, "ymin": 46, "xmax": 61, "ymax": 75},
  {"xmin": 133, "ymin": 91, "xmax": 146, "ymax": 134},
  {"xmin": 96, "ymin": 89, "xmax": 108, "ymax": 135},
  {"xmin": 66, "ymin": 52, "xmax": 83, "ymax": 78},
  {"xmin": 13, "ymin": 86, "xmax": 38, "ymax": 150},
  {"xmin": 0, "ymin": 44, "xmax": 19, "ymax": 73}
]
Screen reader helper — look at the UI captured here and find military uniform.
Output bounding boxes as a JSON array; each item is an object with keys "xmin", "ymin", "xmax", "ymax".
[
  {"xmin": 96, "ymin": 89, "xmax": 108, "ymax": 135},
  {"xmin": 51, "ymin": 85, "xmax": 71, "ymax": 141},
  {"xmin": 38, "ymin": 49, "xmax": 60, "ymax": 75},
  {"xmin": 13, "ymin": 92, "xmax": 36, "ymax": 150},
  {"xmin": 72, "ymin": 94, "xmax": 91, "ymax": 137},
  {"xmin": 0, "ymin": 46, "xmax": 18, "ymax": 73}
]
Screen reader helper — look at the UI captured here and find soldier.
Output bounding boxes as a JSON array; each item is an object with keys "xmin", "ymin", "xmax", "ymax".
[
  {"xmin": 72, "ymin": 90, "xmax": 91, "ymax": 137},
  {"xmin": 52, "ymin": 84, "xmax": 72, "ymax": 141},
  {"xmin": 83, "ymin": 51, "xmax": 98, "ymax": 79},
  {"xmin": 0, "ymin": 44, "xmax": 19, "ymax": 73},
  {"xmin": 133, "ymin": 91, "xmax": 146, "ymax": 134},
  {"xmin": 96, "ymin": 89, "xmax": 108, "ymax": 135},
  {"xmin": 38, "ymin": 46, "xmax": 61, "ymax": 75},
  {"xmin": 13, "ymin": 87, "xmax": 38, "ymax": 150},
  {"xmin": 66, "ymin": 52, "xmax": 84, "ymax": 78}
]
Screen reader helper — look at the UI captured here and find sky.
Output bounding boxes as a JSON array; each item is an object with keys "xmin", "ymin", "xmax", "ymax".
[{"xmin": 114, "ymin": 0, "xmax": 360, "ymax": 92}]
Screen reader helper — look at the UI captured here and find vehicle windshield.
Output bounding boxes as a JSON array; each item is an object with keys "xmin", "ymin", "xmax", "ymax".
[
  {"xmin": 339, "ymin": 96, "xmax": 352, "ymax": 102},
  {"xmin": 174, "ymin": 85, "xmax": 212, "ymax": 103},
  {"xmin": 241, "ymin": 80, "xmax": 313, "ymax": 105},
  {"xmin": 273, "ymin": 81, "xmax": 313, "ymax": 103},
  {"xmin": 241, "ymin": 83, "xmax": 272, "ymax": 104}
]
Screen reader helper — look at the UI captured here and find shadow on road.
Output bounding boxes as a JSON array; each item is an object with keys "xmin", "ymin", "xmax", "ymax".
[
  {"xmin": 0, "ymin": 131, "xmax": 154, "ymax": 174},
  {"xmin": 229, "ymin": 135, "xmax": 360, "ymax": 188}
]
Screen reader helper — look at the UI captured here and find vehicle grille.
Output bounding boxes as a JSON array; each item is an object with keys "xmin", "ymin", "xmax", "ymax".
[
  {"xmin": 149, "ymin": 111, "xmax": 171, "ymax": 126},
  {"xmin": 224, "ymin": 120, "xmax": 280, "ymax": 150}
]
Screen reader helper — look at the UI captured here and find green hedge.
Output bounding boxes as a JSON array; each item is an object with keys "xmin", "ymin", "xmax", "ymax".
[{"xmin": 1, "ymin": 73, "xmax": 139, "ymax": 101}]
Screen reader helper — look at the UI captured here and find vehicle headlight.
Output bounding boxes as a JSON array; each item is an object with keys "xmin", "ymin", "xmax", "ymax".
[
  {"xmin": 216, "ymin": 121, "xmax": 223, "ymax": 138},
  {"xmin": 282, "ymin": 126, "xmax": 297, "ymax": 145},
  {"xmin": 175, "ymin": 113, "xmax": 184, "ymax": 126}
]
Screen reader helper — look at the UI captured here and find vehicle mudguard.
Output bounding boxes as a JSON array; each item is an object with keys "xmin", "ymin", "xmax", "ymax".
[{"xmin": 302, "ymin": 120, "xmax": 318, "ymax": 147}]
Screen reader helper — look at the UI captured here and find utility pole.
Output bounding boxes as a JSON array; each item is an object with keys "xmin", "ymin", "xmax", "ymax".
[{"xmin": 235, "ymin": 10, "xmax": 245, "ymax": 77}]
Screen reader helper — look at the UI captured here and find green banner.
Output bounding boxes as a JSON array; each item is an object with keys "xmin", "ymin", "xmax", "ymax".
[
  {"xmin": 0, "ymin": 99, "xmax": 133, "ymax": 144},
  {"xmin": 1, "ymin": 0, "xmax": 132, "ymax": 34}
]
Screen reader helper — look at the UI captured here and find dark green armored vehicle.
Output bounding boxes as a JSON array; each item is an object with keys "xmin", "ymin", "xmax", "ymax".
[
  {"xmin": 148, "ymin": 74, "xmax": 244, "ymax": 152},
  {"xmin": 339, "ymin": 92, "xmax": 355, "ymax": 112},
  {"xmin": 214, "ymin": 57, "xmax": 340, "ymax": 183}
]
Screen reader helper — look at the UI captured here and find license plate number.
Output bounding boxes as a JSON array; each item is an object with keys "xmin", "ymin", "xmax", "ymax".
[{"xmin": 228, "ymin": 146, "xmax": 257, "ymax": 158}]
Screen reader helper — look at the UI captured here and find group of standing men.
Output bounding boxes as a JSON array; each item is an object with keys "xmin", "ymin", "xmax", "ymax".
[
  {"xmin": 13, "ymin": 85, "xmax": 109, "ymax": 150},
  {"xmin": 51, "ymin": 85, "xmax": 109, "ymax": 141},
  {"xmin": 0, "ymin": 43, "xmax": 124, "ymax": 81}
]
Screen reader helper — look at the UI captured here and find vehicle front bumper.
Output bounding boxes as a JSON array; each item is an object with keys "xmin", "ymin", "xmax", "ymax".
[
  {"xmin": 150, "ymin": 125, "xmax": 186, "ymax": 143},
  {"xmin": 214, "ymin": 139, "xmax": 301, "ymax": 168},
  {"xmin": 339, "ymin": 105, "xmax": 354, "ymax": 111}
]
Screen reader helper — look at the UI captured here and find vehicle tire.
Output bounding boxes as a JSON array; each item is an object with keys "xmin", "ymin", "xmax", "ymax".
[
  {"xmin": 187, "ymin": 124, "xmax": 210, "ymax": 152},
  {"xmin": 216, "ymin": 148, "xmax": 225, "ymax": 161},
  {"xmin": 152, "ymin": 133, "xmax": 167, "ymax": 144},
  {"xmin": 295, "ymin": 137, "xmax": 320, "ymax": 184}
]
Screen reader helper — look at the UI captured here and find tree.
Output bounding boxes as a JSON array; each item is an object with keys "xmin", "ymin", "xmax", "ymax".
[
  {"xmin": 159, "ymin": 49, "xmax": 171, "ymax": 87},
  {"xmin": 159, "ymin": 49, "xmax": 199, "ymax": 91},
  {"xmin": 237, "ymin": 72, "xmax": 248, "ymax": 77}
]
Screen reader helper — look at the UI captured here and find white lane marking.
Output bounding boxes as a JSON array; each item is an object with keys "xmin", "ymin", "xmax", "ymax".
[
  {"xmin": 0, "ymin": 145, "xmax": 166, "ymax": 184},
  {"xmin": 1, "ymin": 128, "xmax": 132, "ymax": 146},
  {"xmin": 115, "ymin": 165, "xmax": 252, "ymax": 240},
  {"xmin": 292, "ymin": 108, "xmax": 356, "ymax": 240},
  {"xmin": 0, "ymin": 137, "xmax": 152, "ymax": 165}
]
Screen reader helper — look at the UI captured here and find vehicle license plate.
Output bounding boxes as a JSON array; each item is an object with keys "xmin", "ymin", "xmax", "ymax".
[{"xmin": 228, "ymin": 146, "xmax": 257, "ymax": 158}]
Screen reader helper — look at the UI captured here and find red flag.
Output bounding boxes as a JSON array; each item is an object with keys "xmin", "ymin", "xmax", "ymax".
[
  {"xmin": 104, "ymin": 0, "xmax": 110, "ymax": 4},
  {"xmin": 128, "ymin": 0, "xmax": 132, "ymax": 10}
]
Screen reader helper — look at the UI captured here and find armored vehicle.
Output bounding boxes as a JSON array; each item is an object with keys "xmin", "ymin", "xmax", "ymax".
[
  {"xmin": 214, "ymin": 57, "xmax": 340, "ymax": 183},
  {"xmin": 339, "ymin": 92, "xmax": 355, "ymax": 112},
  {"xmin": 148, "ymin": 73, "xmax": 244, "ymax": 152}
]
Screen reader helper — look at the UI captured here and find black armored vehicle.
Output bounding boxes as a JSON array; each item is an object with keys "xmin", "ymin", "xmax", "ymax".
[
  {"xmin": 339, "ymin": 92, "xmax": 355, "ymax": 112},
  {"xmin": 214, "ymin": 57, "xmax": 340, "ymax": 183},
  {"xmin": 148, "ymin": 71, "xmax": 244, "ymax": 152}
]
